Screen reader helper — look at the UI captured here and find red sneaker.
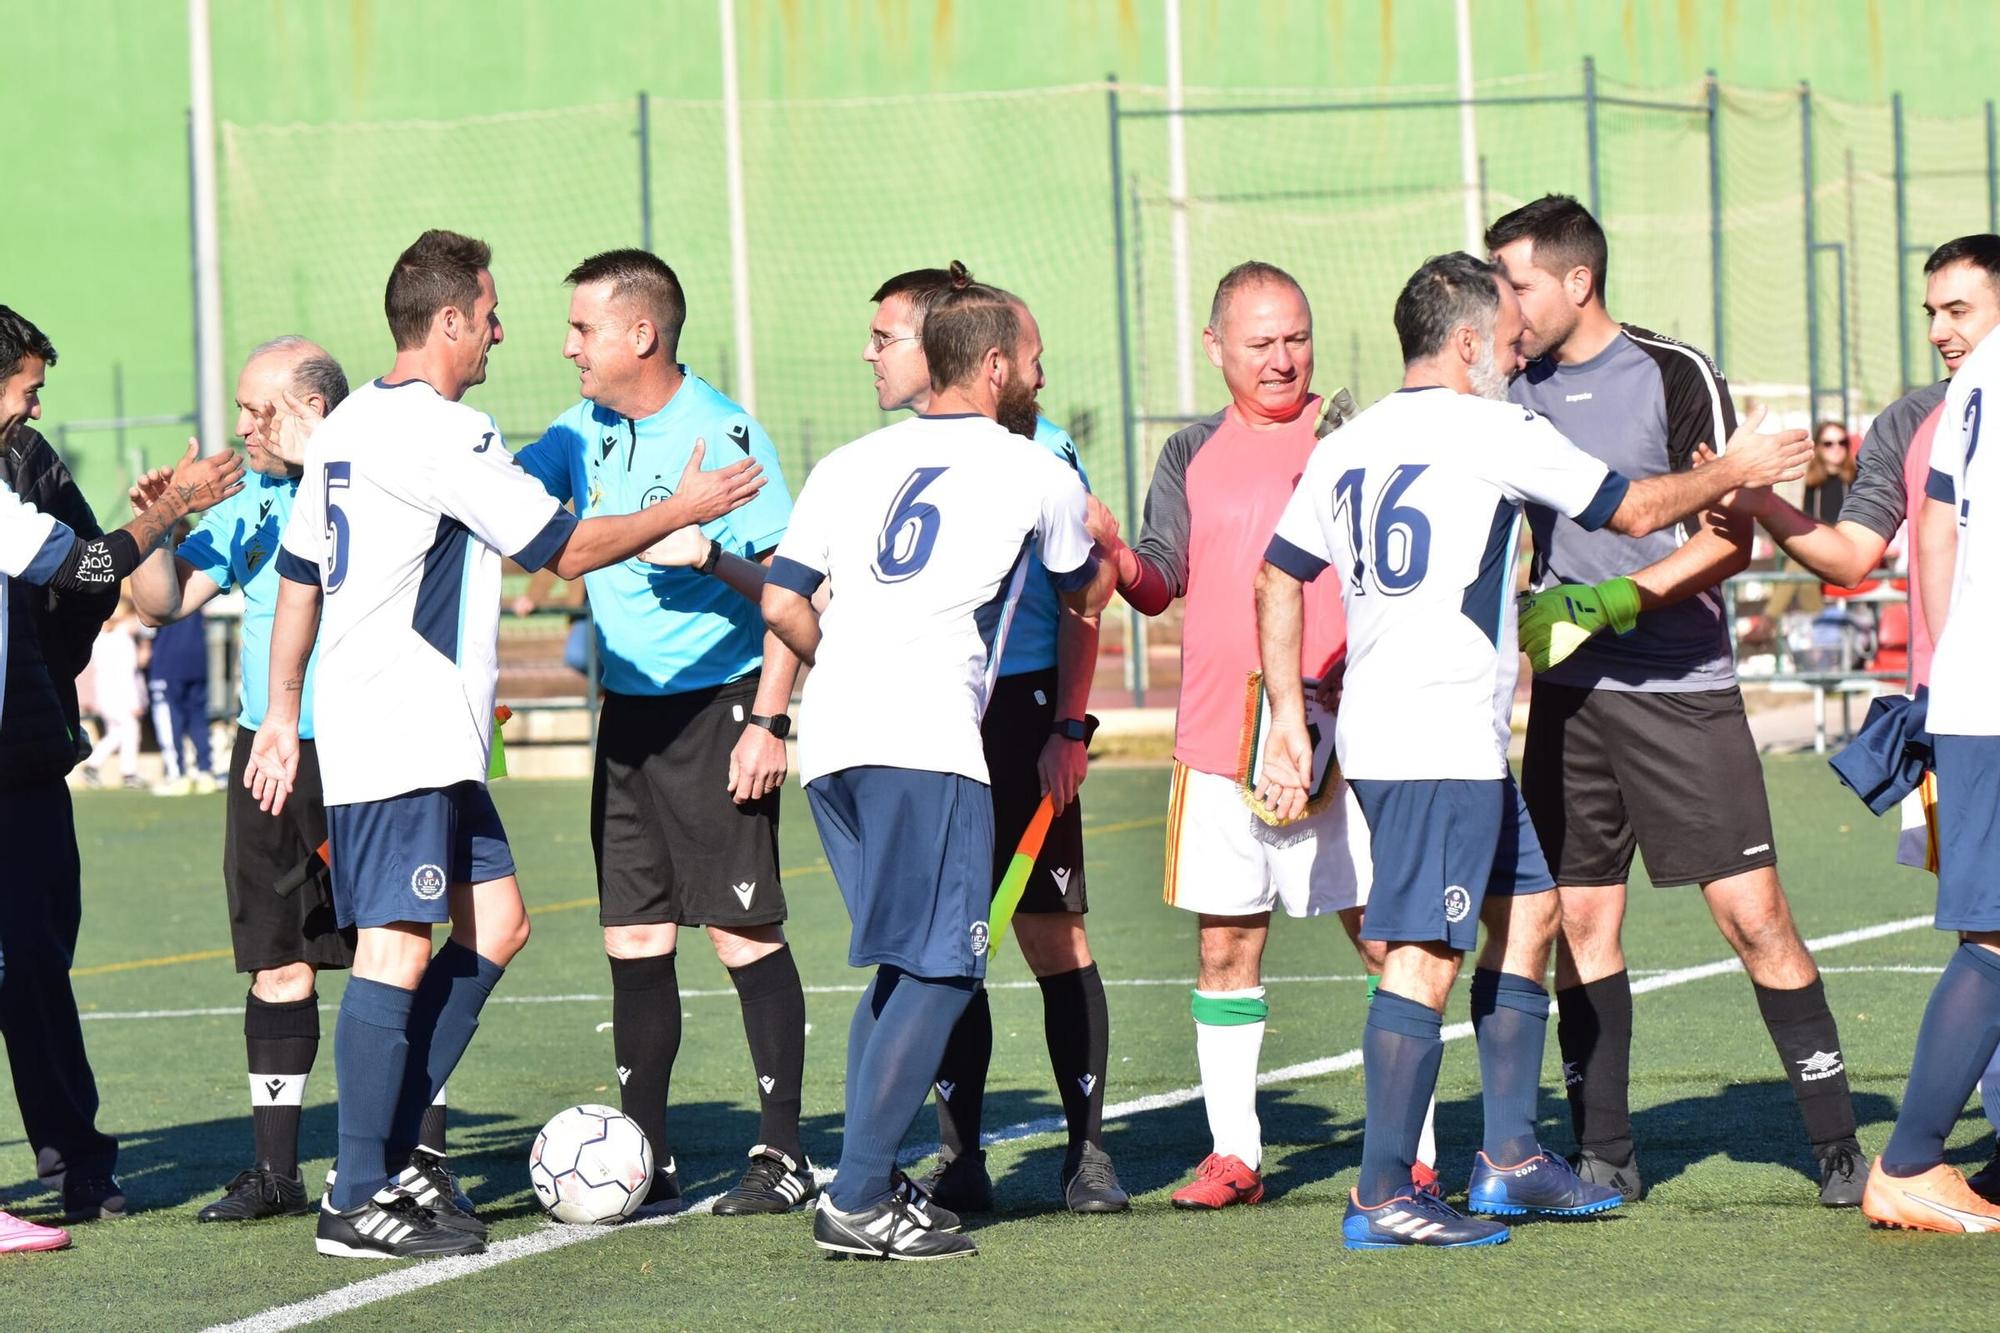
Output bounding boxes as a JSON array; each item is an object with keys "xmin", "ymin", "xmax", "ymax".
[
  {"xmin": 0, "ymin": 1210, "xmax": 70, "ymax": 1254},
  {"xmin": 1411, "ymin": 1161, "xmax": 1441, "ymax": 1198},
  {"xmin": 1170, "ymin": 1153, "xmax": 1264, "ymax": 1210}
]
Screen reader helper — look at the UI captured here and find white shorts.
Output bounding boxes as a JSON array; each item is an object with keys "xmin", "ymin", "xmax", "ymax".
[{"xmin": 1161, "ymin": 762, "xmax": 1371, "ymax": 918}]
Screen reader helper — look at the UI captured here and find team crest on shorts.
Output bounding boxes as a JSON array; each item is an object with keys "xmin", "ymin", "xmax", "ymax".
[
  {"xmin": 1443, "ymin": 885, "xmax": 1472, "ymax": 923},
  {"xmin": 969, "ymin": 921, "xmax": 990, "ymax": 957},
  {"xmin": 411, "ymin": 864, "xmax": 448, "ymax": 900}
]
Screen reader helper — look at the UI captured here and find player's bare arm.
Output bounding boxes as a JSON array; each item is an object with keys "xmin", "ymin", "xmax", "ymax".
[
  {"xmin": 1038, "ymin": 605, "xmax": 1097, "ymax": 814},
  {"xmin": 731, "ymin": 589, "xmax": 801, "ymax": 804},
  {"xmin": 761, "ymin": 582, "xmax": 820, "ymax": 668},
  {"xmin": 245, "ymin": 575, "xmax": 321, "ymax": 816},
  {"xmin": 1741, "ymin": 494, "xmax": 1892, "ymax": 588},
  {"xmin": 547, "ymin": 439, "xmax": 764, "ymax": 578},
  {"xmin": 1918, "ymin": 494, "xmax": 1959, "ymax": 636},
  {"xmin": 1604, "ymin": 406, "xmax": 1809, "ymax": 537},
  {"xmin": 1251, "ymin": 560, "xmax": 1315, "ymax": 823}
]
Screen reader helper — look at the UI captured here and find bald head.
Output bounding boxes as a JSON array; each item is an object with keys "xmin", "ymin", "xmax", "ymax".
[
  {"xmin": 1203, "ymin": 261, "xmax": 1314, "ymax": 424},
  {"xmin": 236, "ymin": 335, "xmax": 348, "ymax": 476}
]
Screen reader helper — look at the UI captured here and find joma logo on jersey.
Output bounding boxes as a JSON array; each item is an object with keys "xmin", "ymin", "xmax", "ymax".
[{"xmin": 410, "ymin": 864, "xmax": 447, "ymax": 900}]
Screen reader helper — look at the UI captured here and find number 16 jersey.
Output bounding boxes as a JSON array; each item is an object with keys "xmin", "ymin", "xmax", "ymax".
[
  {"xmin": 769, "ymin": 413, "xmax": 1098, "ymax": 787},
  {"xmin": 1264, "ymin": 386, "xmax": 1628, "ymax": 782}
]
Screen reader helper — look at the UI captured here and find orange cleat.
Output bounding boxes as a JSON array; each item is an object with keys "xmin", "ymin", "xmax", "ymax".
[
  {"xmin": 1411, "ymin": 1161, "xmax": 1441, "ymax": 1198},
  {"xmin": 1170, "ymin": 1153, "xmax": 1264, "ymax": 1210},
  {"xmin": 1861, "ymin": 1157, "xmax": 2000, "ymax": 1233}
]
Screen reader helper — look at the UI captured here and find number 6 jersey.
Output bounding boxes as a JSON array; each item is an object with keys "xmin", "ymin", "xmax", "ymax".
[
  {"xmin": 769, "ymin": 413, "xmax": 1098, "ymax": 787},
  {"xmin": 277, "ymin": 377, "xmax": 576, "ymax": 804},
  {"xmin": 1264, "ymin": 386, "xmax": 1628, "ymax": 782}
]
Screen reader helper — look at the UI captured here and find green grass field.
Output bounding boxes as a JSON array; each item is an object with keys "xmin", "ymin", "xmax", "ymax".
[{"xmin": 4, "ymin": 757, "xmax": 1994, "ymax": 1329}]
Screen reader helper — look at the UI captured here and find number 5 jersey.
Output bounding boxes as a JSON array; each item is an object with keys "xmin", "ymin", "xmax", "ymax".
[
  {"xmin": 768, "ymin": 412, "xmax": 1097, "ymax": 787},
  {"xmin": 278, "ymin": 377, "xmax": 576, "ymax": 804},
  {"xmin": 1265, "ymin": 386, "xmax": 1629, "ymax": 782}
]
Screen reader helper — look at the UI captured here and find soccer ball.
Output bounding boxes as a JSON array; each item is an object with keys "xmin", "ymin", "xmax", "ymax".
[{"xmin": 528, "ymin": 1104, "xmax": 653, "ymax": 1224}]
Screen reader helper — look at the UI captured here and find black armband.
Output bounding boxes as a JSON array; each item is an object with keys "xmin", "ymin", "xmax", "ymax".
[{"xmin": 45, "ymin": 530, "xmax": 141, "ymax": 593}]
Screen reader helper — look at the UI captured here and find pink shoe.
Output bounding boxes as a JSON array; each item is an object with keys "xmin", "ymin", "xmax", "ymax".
[{"xmin": 0, "ymin": 1209, "xmax": 71, "ymax": 1253}]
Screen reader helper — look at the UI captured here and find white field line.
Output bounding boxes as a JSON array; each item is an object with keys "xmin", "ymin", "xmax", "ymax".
[
  {"xmin": 81, "ymin": 975, "xmax": 1377, "ymax": 1024},
  {"xmin": 201, "ymin": 911, "xmax": 1935, "ymax": 1333}
]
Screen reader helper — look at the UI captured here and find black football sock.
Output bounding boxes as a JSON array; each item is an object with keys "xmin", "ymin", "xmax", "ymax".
[
  {"xmin": 1754, "ymin": 977, "xmax": 1860, "ymax": 1151},
  {"xmin": 610, "ymin": 952, "xmax": 682, "ymax": 1170},
  {"xmin": 417, "ymin": 1091, "xmax": 447, "ymax": 1156},
  {"xmin": 1554, "ymin": 971, "xmax": 1635, "ymax": 1163},
  {"xmin": 245, "ymin": 991, "xmax": 319, "ymax": 1179},
  {"xmin": 1038, "ymin": 964, "xmax": 1109, "ymax": 1158},
  {"xmin": 727, "ymin": 946, "xmax": 807, "ymax": 1162},
  {"xmin": 933, "ymin": 984, "xmax": 992, "ymax": 1161}
]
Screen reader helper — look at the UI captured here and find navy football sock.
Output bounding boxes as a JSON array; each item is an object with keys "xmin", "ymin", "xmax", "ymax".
[
  {"xmin": 330, "ymin": 977, "xmax": 415, "ymax": 1211},
  {"xmin": 829, "ymin": 968, "xmax": 977, "ymax": 1213},
  {"xmin": 1471, "ymin": 969, "xmax": 1550, "ymax": 1165},
  {"xmin": 388, "ymin": 941, "xmax": 504, "ymax": 1164},
  {"xmin": 1358, "ymin": 990, "xmax": 1444, "ymax": 1205},
  {"xmin": 1882, "ymin": 943, "xmax": 2000, "ymax": 1176}
]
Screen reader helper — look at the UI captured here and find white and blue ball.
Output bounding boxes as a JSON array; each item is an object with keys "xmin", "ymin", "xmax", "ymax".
[{"xmin": 529, "ymin": 1104, "xmax": 653, "ymax": 1224}]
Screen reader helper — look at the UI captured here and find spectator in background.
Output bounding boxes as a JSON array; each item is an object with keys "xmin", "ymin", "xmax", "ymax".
[
  {"xmin": 81, "ymin": 592, "xmax": 145, "ymax": 790},
  {"xmin": 145, "ymin": 528, "xmax": 215, "ymax": 795},
  {"xmin": 1804, "ymin": 421, "xmax": 1857, "ymax": 523}
]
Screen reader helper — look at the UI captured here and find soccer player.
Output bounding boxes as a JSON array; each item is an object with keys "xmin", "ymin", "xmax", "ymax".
[
  {"xmin": 132, "ymin": 336, "xmax": 473, "ymax": 1223},
  {"xmin": 1859, "ymin": 259, "xmax": 2000, "ymax": 1231},
  {"xmin": 514, "ymin": 249, "xmax": 815, "ymax": 1215},
  {"xmin": 763, "ymin": 281, "xmax": 1116, "ymax": 1259},
  {"xmin": 1489, "ymin": 195, "xmax": 1868, "ymax": 1205},
  {"xmin": 0, "ymin": 306, "xmax": 242, "ymax": 1244},
  {"xmin": 1257, "ymin": 251, "xmax": 1810, "ymax": 1249},
  {"xmin": 1081, "ymin": 262, "xmax": 1401, "ymax": 1208},
  {"xmin": 858, "ymin": 261, "xmax": 1127, "ymax": 1214},
  {"xmin": 246, "ymin": 229, "xmax": 766, "ymax": 1260}
]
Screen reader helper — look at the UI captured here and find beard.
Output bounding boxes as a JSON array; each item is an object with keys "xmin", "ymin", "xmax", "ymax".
[
  {"xmin": 997, "ymin": 376, "xmax": 1039, "ymax": 439},
  {"xmin": 1468, "ymin": 336, "xmax": 1511, "ymax": 402}
]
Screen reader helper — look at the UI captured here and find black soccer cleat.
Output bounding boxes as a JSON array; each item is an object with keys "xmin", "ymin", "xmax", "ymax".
[
  {"xmin": 1968, "ymin": 1145, "xmax": 2000, "ymax": 1205},
  {"xmin": 812, "ymin": 1181, "xmax": 977, "ymax": 1261},
  {"xmin": 314, "ymin": 1188, "xmax": 484, "ymax": 1260},
  {"xmin": 1568, "ymin": 1148, "xmax": 1645, "ymax": 1203},
  {"xmin": 919, "ymin": 1149, "xmax": 993, "ymax": 1214},
  {"xmin": 1061, "ymin": 1142, "xmax": 1130, "ymax": 1213},
  {"xmin": 893, "ymin": 1171, "xmax": 961, "ymax": 1233},
  {"xmin": 633, "ymin": 1157, "xmax": 682, "ymax": 1215},
  {"xmin": 198, "ymin": 1167, "xmax": 309, "ymax": 1222},
  {"xmin": 62, "ymin": 1172, "xmax": 128, "ymax": 1223},
  {"xmin": 390, "ymin": 1147, "xmax": 485, "ymax": 1237},
  {"xmin": 1816, "ymin": 1141, "xmax": 1869, "ymax": 1208},
  {"xmin": 713, "ymin": 1145, "xmax": 819, "ymax": 1216}
]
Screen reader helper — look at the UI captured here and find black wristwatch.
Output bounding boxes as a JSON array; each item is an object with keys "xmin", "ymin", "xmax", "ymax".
[
  {"xmin": 693, "ymin": 536, "xmax": 723, "ymax": 577},
  {"xmin": 748, "ymin": 712, "xmax": 791, "ymax": 740},
  {"xmin": 1052, "ymin": 717, "xmax": 1088, "ymax": 743}
]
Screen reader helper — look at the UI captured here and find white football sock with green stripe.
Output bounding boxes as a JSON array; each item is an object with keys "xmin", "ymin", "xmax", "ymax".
[{"xmin": 1192, "ymin": 987, "xmax": 1267, "ymax": 1171}]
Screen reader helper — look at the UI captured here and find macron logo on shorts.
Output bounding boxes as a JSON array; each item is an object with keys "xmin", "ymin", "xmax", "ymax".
[
  {"xmin": 1051, "ymin": 867, "xmax": 1072, "ymax": 896},
  {"xmin": 731, "ymin": 881, "xmax": 757, "ymax": 910}
]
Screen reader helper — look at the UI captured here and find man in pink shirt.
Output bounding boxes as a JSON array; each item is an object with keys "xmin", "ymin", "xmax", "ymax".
[
  {"xmin": 1742, "ymin": 233, "xmax": 2000, "ymax": 1196},
  {"xmin": 1091, "ymin": 262, "xmax": 1402, "ymax": 1207}
]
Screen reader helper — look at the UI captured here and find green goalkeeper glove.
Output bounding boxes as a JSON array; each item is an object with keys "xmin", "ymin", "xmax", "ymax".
[{"xmin": 1517, "ymin": 576, "xmax": 1642, "ymax": 673}]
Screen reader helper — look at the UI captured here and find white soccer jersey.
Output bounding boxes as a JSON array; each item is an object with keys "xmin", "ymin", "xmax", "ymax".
[
  {"xmin": 1925, "ymin": 331, "xmax": 2000, "ymax": 736},
  {"xmin": 278, "ymin": 378, "xmax": 575, "ymax": 804},
  {"xmin": 0, "ymin": 479, "xmax": 75, "ymax": 729},
  {"xmin": 770, "ymin": 413, "xmax": 1098, "ymax": 786},
  {"xmin": 1266, "ymin": 387, "xmax": 1626, "ymax": 780}
]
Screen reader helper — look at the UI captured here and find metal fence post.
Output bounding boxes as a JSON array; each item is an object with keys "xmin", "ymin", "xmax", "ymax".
[
  {"xmin": 1107, "ymin": 74, "xmax": 1146, "ymax": 708},
  {"xmin": 1802, "ymin": 82, "xmax": 1820, "ymax": 423},
  {"xmin": 1583, "ymin": 56, "xmax": 1601, "ymax": 218},
  {"xmin": 1706, "ymin": 70, "xmax": 1725, "ymax": 370},
  {"xmin": 1988, "ymin": 99, "xmax": 1998, "ymax": 233},
  {"xmin": 637, "ymin": 91, "xmax": 653, "ymax": 251},
  {"xmin": 1894, "ymin": 93, "xmax": 1912, "ymax": 395}
]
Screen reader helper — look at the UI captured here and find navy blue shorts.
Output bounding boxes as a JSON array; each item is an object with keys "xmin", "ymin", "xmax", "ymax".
[
  {"xmin": 1349, "ymin": 775, "xmax": 1555, "ymax": 952},
  {"xmin": 324, "ymin": 781, "xmax": 516, "ymax": 930},
  {"xmin": 805, "ymin": 766, "xmax": 994, "ymax": 980},
  {"xmin": 1931, "ymin": 735, "xmax": 2000, "ymax": 933}
]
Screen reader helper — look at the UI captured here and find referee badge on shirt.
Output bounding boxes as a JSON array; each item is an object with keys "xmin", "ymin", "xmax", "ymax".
[{"xmin": 1238, "ymin": 670, "xmax": 1340, "ymax": 827}]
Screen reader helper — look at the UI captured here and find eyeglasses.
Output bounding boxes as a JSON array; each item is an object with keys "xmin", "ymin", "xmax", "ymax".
[
  {"xmin": 868, "ymin": 329, "xmax": 918, "ymax": 352},
  {"xmin": 1818, "ymin": 436, "xmax": 1849, "ymax": 449}
]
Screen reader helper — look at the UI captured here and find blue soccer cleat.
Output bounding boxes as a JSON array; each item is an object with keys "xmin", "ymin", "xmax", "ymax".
[
  {"xmin": 1342, "ymin": 1189, "xmax": 1511, "ymax": 1250},
  {"xmin": 1466, "ymin": 1149, "xmax": 1624, "ymax": 1217}
]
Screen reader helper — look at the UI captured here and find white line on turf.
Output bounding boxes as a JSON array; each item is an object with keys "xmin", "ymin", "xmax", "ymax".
[{"xmin": 201, "ymin": 910, "xmax": 1937, "ymax": 1333}]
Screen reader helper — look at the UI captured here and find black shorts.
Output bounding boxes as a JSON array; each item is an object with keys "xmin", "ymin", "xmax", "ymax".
[
  {"xmin": 1522, "ymin": 681, "xmax": 1777, "ymax": 889},
  {"xmin": 980, "ymin": 668, "xmax": 1086, "ymax": 915},
  {"xmin": 591, "ymin": 677, "xmax": 785, "ymax": 928},
  {"xmin": 224, "ymin": 727, "xmax": 355, "ymax": 973}
]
